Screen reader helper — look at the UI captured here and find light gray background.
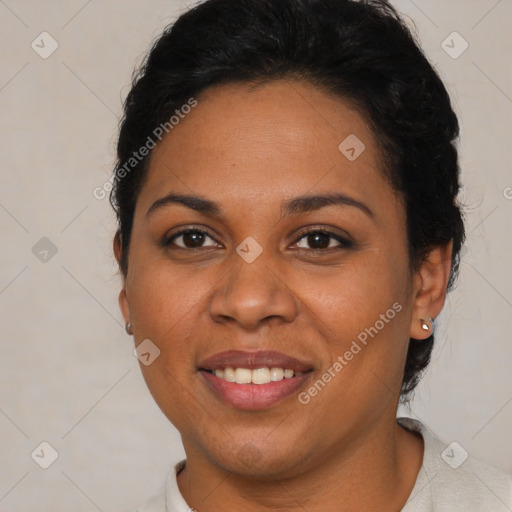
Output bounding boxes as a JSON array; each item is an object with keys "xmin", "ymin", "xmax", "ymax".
[{"xmin": 1, "ymin": 1, "xmax": 511, "ymax": 510}]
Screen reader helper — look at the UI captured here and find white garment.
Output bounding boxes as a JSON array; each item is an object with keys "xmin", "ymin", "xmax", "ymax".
[{"xmin": 135, "ymin": 417, "xmax": 512, "ymax": 511}]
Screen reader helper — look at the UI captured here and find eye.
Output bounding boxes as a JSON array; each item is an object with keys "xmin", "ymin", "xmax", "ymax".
[
  {"xmin": 293, "ymin": 229, "xmax": 353, "ymax": 250},
  {"xmin": 164, "ymin": 228, "xmax": 220, "ymax": 249}
]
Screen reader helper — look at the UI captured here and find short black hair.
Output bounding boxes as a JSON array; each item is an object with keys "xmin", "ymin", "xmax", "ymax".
[{"xmin": 110, "ymin": 0, "xmax": 465, "ymax": 399}]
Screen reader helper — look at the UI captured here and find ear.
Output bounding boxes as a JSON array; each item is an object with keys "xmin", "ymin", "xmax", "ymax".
[
  {"xmin": 410, "ymin": 241, "xmax": 453, "ymax": 340},
  {"xmin": 113, "ymin": 232, "xmax": 130, "ymax": 325}
]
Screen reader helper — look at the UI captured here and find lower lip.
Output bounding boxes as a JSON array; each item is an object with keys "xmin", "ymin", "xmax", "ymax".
[{"xmin": 200, "ymin": 370, "xmax": 312, "ymax": 410}]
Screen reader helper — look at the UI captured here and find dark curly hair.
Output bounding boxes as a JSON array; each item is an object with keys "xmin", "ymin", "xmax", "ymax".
[{"xmin": 110, "ymin": 0, "xmax": 465, "ymax": 399}]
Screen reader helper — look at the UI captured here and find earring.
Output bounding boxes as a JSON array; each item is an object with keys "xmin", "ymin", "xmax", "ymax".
[
  {"xmin": 125, "ymin": 321, "xmax": 133, "ymax": 335},
  {"xmin": 420, "ymin": 318, "xmax": 432, "ymax": 333}
]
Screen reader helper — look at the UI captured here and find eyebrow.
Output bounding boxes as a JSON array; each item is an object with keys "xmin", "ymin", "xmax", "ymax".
[
  {"xmin": 282, "ymin": 192, "xmax": 373, "ymax": 218},
  {"xmin": 146, "ymin": 192, "xmax": 373, "ymax": 219},
  {"xmin": 146, "ymin": 193, "xmax": 221, "ymax": 219}
]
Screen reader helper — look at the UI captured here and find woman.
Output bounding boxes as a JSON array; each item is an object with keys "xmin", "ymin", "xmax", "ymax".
[{"xmin": 110, "ymin": 0, "xmax": 512, "ymax": 510}]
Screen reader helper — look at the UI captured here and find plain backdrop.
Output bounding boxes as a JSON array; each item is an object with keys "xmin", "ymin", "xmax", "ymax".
[{"xmin": 1, "ymin": 0, "xmax": 511, "ymax": 510}]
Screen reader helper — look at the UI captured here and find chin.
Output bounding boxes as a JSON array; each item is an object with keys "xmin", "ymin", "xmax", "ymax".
[{"xmin": 204, "ymin": 439, "xmax": 311, "ymax": 480}]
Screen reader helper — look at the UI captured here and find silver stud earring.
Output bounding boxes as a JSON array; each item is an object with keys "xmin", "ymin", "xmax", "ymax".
[
  {"xmin": 420, "ymin": 318, "xmax": 432, "ymax": 332},
  {"xmin": 125, "ymin": 321, "xmax": 133, "ymax": 335}
]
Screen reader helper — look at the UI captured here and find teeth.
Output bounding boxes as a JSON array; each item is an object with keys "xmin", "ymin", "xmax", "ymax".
[
  {"xmin": 270, "ymin": 367, "xmax": 284, "ymax": 381},
  {"xmin": 223, "ymin": 367, "xmax": 235, "ymax": 382},
  {"xmin": 211, "ymin": 367, "xmax": 301, "ymax": 384},
  {"xmin": 235, "ymin": 368, "xmax": 252, "ymax": 384},
  {"xmin": 252, "ymin": 367, "xmax": 270, "ymax": 385}
]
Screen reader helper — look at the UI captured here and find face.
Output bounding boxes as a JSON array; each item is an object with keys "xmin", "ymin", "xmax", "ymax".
[{"xmin": 117, "ymin": 79, "xmax": 430, "ymax": 478}]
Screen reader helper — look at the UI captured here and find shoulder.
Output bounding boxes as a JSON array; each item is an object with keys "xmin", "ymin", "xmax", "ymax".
[{"xmin": 399, "ymin": 417, "xmax": 512, "ymax": 512}]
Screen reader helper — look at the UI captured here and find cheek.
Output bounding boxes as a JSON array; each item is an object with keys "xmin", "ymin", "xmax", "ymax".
[
  {"xmin": 128, "ymin": 247, "xmax": 213, "ymax": 332},
  {"xmin": 126, "ymin": 250, "xmax": 212, "ymax": 384},
  {"xmin": 295, "ymin": 251, "xmax": 411, "ymax": 397},
  {"xmin": 297, "ymin": 249, "xmax": 409, "ymax": 336}
]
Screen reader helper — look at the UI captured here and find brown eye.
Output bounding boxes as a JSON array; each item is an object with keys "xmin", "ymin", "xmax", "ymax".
[
  {"xmin": 294, "ymin": 230, "xmax": 353, "ymax": 250},
  {"xmin": 304, "ymin": 232, "xmax": 331, "ymax": 249},
  {"xmin": 165, "ymin": 229, "xmax": 219, "ymax": 249}
]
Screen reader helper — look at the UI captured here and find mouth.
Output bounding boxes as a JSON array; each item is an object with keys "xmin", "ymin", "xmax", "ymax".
[{"xmin": 198, "ymin": 350, "xmax": 314, "ymax": 410}]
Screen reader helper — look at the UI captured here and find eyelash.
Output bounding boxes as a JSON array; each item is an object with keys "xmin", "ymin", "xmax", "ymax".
[{"xmin": 163, "ymin": 226, "xmax": 353, "ymax": 252}]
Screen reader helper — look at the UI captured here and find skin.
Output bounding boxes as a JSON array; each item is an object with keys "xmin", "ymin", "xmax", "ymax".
[{"xmin": 115, "ymin": 79, "xmax": 452, "ymax": 511}]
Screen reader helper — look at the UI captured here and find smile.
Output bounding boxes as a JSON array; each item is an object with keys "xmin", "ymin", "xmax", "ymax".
[{"xmin": 198, "ymin": 349, "xmax": 314, "ymax": 409}]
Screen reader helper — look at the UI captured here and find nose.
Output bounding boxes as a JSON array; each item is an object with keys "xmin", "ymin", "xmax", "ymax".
[{"xmin": 208, "ymin": 253, "xmax": 298, "ymax": 331}]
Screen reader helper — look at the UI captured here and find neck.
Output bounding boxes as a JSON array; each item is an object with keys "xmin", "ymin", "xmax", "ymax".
[{"xmin": 177, "ymin": 416, "xmax": 423, "ymax": 512}]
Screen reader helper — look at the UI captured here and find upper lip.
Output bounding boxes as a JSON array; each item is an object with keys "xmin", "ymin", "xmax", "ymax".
[{"xmin": 198, "ymin": 350, "xmax": 314, "ymax": 372}]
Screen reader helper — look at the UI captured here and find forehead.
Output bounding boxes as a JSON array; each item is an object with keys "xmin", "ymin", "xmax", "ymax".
[{"xmin": 136, "ymin": 79, "xmax": 396, "ymax": 218}]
